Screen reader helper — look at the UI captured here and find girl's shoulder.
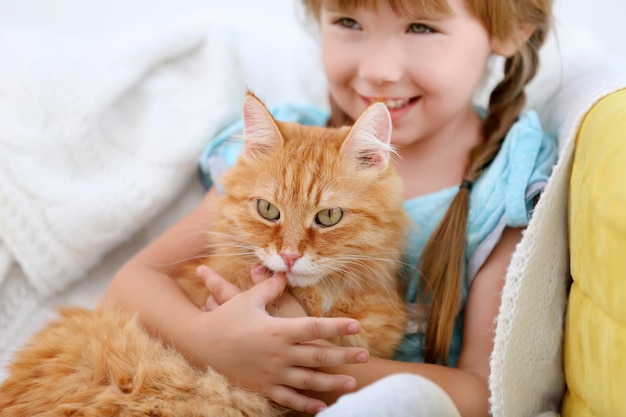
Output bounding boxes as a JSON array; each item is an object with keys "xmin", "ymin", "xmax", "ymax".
[
  {"xmin": 465, "ymin": 109, "xmax": 558, "ymax": 278},
  {"xmin": 473, "ymin": 109, "xmax": 558, "ymax": 218},
  {"xmin": 199, "ymin": 103, "xmax": 329, "ymax": 190}
]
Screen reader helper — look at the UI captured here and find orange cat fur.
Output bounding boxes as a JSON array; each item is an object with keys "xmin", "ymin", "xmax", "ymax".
[{"xmin": 0, "ymin": 93, "xmax": 409, "ymax": 417}]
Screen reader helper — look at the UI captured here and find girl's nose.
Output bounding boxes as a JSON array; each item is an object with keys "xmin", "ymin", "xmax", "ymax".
[{"xmin": 358, "ymin": 40, "xmax": 404, "ymax": 84}]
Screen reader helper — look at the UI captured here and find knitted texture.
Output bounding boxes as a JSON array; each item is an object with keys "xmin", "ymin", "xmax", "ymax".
[{"xmin": 0, "ymin": 17, "xmax": 246, "ymax": 349}]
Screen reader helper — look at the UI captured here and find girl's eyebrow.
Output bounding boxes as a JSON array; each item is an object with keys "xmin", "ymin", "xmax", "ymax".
[
  {"xmin": 319, "ymin": 0, "xmax": 363, "ymax": 15},
  {"xmin": 321, "ymin": 5, "xmax": 350, "ymax": 14},
  {"xmin": 404, "ymin": 6, "xmax": 452, "ymax": 21},
  {"xmin": 321, "ymin": 5, "xmax": 448, "ymax": 22},
  {"xmin": 320, "ymin": 2, "xmax": 450, "ymax": 22},
  {"xmin": 410, "ymin": 13, "xmax": 448, "ymax": 22}
]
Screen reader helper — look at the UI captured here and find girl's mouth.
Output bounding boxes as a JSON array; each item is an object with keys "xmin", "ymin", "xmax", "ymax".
[{"xmin": 363, "ymin": 96, "xmax": 420, "ymax": 121}]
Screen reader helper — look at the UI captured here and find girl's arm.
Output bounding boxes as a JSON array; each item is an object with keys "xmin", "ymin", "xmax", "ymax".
[
  {"xmin": 103, "ymin": 189, "xmax": 369, "ymax": 415},
  {"xmin": 197, "ymin": 203, "xmax": 522, "ymax": 416},
  {"xmin": 312, "ymin": 226, "xmax": 524, "ymax": 417}
]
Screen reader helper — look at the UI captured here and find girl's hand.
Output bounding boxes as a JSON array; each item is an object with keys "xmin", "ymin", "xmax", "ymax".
[
  {"xmin": 202, "ymin": 265, "xmax": 308, "ymax": 319},
  {"xmin": 193, "ymin": 265, "xmax": 369, "ymax": 414}
]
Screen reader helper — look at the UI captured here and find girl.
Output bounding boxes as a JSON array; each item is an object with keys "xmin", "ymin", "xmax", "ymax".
[{"xmin": 104, "ymin": 0, "xmax": 556, "ymax": 415}]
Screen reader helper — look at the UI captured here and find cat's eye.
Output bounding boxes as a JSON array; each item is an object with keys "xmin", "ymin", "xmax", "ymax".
[
  {"xmin": 257, "ymin": 199, "xmax": 280, "ymax": 221},
  {"xmin": 315, "ymin": 208, "xmax": 343, "ymax": 227}
]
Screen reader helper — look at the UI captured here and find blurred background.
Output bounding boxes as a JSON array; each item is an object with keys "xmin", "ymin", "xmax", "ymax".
[
  {"xmin": 0, "ymin": 0, "xmax": 282, "ymax": 34},
  {"xmin": 0, "ymin": 0, "xmax": 621, "ymax": 55},
  {"xmin": 0, "ymin": 0, "xmax": 624, "ymax": 97},
  {"xmin": 0, "ymin": 0, "xmax": 624, "ymax": 67}
]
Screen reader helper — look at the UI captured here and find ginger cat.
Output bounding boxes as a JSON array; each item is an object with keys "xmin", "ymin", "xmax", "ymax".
[{"xmin": 0, "ymin": 93, "xmax": 409, "ymax": 417}]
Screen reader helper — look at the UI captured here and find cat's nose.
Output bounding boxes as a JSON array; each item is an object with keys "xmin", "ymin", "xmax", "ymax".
[{"xmin": 280, "ymin": 252, "xmax": 301, "ymax": 269}]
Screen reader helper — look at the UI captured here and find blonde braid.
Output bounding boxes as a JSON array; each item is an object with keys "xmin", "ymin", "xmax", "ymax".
[
  {"xmin": 472, "ymin": 28, "xmax": 547, "ymax": 175},
  {"xmin": 419, "ymin": 26, "xmax": 547, "ymax": 364}
]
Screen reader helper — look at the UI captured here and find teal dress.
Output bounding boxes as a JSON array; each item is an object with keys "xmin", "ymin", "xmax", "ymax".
[{"xmin": 198, "ymin": 104, "xmax": 558, "ymax": 366}]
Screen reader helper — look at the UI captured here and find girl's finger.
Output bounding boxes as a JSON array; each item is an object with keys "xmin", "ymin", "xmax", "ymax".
[
  {"xmin": 280, "ymin": 316, "xmax": 362, "ymax": 344},
  {"xmin": 246, "ymin": 273, "xmax": 289, "ymax": 308},
  {"xmin": 203, "ymin": 295, "xmax": 220, "ymax": 311},
  {"xmin": 266, "ymin": 384, "xmax": 329, "ymax": 415},
  {"xmin": 279, "ymin": 366, "xmax": 357, "ymax": 395},
  {"xmin": 250, "ymin": 264, "xmax": 272, "ymax": 284},
  {"xmin": 196, "ymin": 265, "xmax": 242, "ymax": 304},
  {"xmin": 287, "ymin": 343, "xmax": 369, "ymax": 369}
]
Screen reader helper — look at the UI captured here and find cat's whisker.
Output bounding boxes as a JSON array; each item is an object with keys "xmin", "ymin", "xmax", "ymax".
[
  {"xmin": 322, "ymin": 256, "xmax": 407, "ymax": 303},
  {"xmin": 318, "ymin": 265, "xmax": 407, "ymax": 317},
  {"xmin": 349, "ymin": 280, "xmax": 405, "ymax": 314}
]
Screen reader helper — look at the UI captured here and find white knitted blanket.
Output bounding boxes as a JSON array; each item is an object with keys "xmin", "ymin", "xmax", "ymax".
[
  {"xmin": 0, "ymin": 16, "xmax": 241, "ymax": 349},
  {"xmin": 0, "ymin": 3, "xmax": 625, "ymax": 417}
]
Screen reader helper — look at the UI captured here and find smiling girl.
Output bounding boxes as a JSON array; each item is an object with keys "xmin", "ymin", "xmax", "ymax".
[{"xmin": 105, "ymin": 0, "xmax": 557, "ymax": 415}]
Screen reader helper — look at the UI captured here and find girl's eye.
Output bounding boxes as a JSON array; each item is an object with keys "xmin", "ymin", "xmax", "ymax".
[
  {"xmin": 335, "ymin": 17, "xmax": 362, "ymax": 30},
  {"xmin": 257, "ymin": 199, "xmax": 280, "ymax": 221},
  {"xmin": 407, "ymin": 23, "xmax": 435, "ymax": 34},
  {"xmin": 315, "ymin": 208, "xmax": 344, "ymax": 227}
]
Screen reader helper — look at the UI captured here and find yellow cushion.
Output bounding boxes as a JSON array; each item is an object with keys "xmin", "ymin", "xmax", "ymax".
[{"xmin": 563, "ymin": 88, "xmax": 626, "ymax": 417}]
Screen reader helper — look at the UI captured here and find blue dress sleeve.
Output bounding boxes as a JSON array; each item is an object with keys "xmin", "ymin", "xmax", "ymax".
[
  {"xmin": 198, "ymin": 103, "xmax": 329, "ymax": 191},
  {"xmin": 466, "ymin": 110, "xmax": 558, "ymax": 279}
]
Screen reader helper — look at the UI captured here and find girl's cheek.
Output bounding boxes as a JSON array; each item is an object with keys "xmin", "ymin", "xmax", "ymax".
[
  {"xmin": 322, "ymin": 51, "xmax": 343, "ymax": 80},
  {"xmin": 324, "ymin": 45, "xmax": 357, "ymax": 78}
]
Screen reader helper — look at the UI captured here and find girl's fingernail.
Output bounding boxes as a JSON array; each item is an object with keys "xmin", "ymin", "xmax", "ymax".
[
  {"xmin": 196, "ymin": 265, "xmax": 207, "ymax": 276},
  {"xmin": 356, "ymin": 352, "xmax": 368, "ymax": 363},
  {"xmin": 348, "ymin": 322, "xmax": 359, "ymax": 334},
  {"xmin": 343, "ymin": 379, "xmax": 356, "ymax": 390},
  {"xmin": 253, "ymin": 265, "xmax": 268, "ymax": 274}
]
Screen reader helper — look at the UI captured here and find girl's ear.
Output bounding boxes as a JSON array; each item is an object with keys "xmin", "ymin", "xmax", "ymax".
[{"xmin": 492, "ymin": 24, "xmax": 536, "ymax": 57}]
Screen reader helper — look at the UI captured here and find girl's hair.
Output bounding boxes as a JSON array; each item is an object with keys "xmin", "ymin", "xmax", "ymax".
[{"xmin": 303, "ymin": 0, "xmax": 552, "ymax": 364}]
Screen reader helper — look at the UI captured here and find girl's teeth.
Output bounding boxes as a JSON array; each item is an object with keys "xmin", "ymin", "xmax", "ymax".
[{"xmin": 372, "ymin": 98, "xmax": 411, "ymax": 109}]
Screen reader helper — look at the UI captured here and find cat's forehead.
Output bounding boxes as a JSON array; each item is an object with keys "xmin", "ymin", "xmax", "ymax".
[
  {"xmin": 257, "ymin": 165, "xmax": 370, "ymax": 211},
  {"xmin": 227, "ymin": 118, "xmax": 394, "ymax": 210},
  {"xmin": 276, "ymin": 121, "xmax": 350, "ymax": 148}
]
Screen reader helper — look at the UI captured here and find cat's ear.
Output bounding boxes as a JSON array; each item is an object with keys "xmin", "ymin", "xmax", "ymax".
[
  {"xmin": 242, "ymin": 92, "xmax": 284, "ymax": 157},
  {"xmin": 341, "ymin": 102, "xmax": 393, "ymax": 173}
]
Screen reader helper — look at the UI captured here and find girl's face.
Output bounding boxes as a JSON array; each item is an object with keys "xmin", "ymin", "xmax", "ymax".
[{"xmin": 320, "ymin": 0, "xmax": 496, "ymax": 148}]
